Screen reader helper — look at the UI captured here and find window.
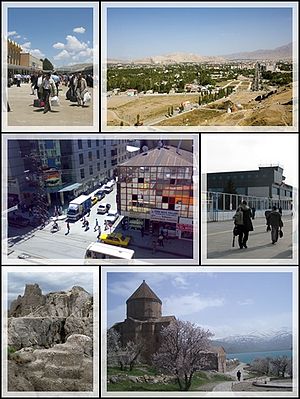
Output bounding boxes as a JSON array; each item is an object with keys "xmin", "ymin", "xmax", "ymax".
[
  {"xmin": 88, "ymin": 140, "xmax": 91, "ymax": 148},
  {"xmin": 80, "ymin": 169, "xmax": 85, "ymax": 179},
  {"xmin": 104, "ymin": 160, "xmax": 107, "ymax": 168},
  {"xmin": 88, "ymin": 151, "xmax": 92, "ymax": 161},
  {"xmin": 78, "ymin": 140, "xmax": 82, "ymax": 149},
  {"xmin": 138, "ymin": 177, "xmax": 144, "ymax": 183},
  {"xmin": 104, "ymin": 148, "xmax": 106, "ymax": 157},
  {"xmin": 132, "ymin": 194, "xmax": 138, "ymax": 200},
  {"xmin": 89, "ymin": 165, "xmax": 93, "ymax": 175},
  {"xmin": 97, "ymin": 150, "xmax": 100, "ymax": 159},
  {"xmin": 103, "ymin": 140, "xmax": 106, "ymax": 145},
  {"xmin": 97, "ymin": 162, "xmax": 100, "ymax": 172},
  {"xmin": 96, "ymin": 140, "xmax": 99, "ymax": 147},
  {"xmin": 162, "ymin": 196, "xmax": 169, "ymax": 203},
  {"xmin": 79, "ymin": 153, "xmax": 84, "ymax": 164}
]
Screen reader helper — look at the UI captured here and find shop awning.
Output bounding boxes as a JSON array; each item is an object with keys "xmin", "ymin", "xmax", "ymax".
[{"xmin": 58, "ymin": 183, "xmax": 82, "ymax": 193}]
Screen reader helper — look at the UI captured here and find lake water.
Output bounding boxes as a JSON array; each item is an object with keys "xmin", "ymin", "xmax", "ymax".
[{"xmin": 227, "ymin": 349, "xmax": 292, "ymax": 364}]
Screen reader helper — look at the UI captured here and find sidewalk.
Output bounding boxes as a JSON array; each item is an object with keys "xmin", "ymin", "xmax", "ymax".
[{"xmin": 114, "ymin": 226, "xmax": 193, "ymax": 258}]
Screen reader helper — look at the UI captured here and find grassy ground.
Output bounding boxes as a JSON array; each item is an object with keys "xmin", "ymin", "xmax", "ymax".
[
  {"xmin": 107, "ymin": 366, "xmax": 233, "ymax": 392},
  {"xmin": 155, "ymin": 108, "xmax": 223, "ymax": 126}
]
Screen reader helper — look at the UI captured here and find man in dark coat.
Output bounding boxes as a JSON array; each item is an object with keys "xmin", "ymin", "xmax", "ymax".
[
  {"xmin": 267, "ymin": 205, "xmax": 283, "ymax": 244},
  {"xmin": 235, "ymin": 200, "xmax": 254, "ymax": 249}
]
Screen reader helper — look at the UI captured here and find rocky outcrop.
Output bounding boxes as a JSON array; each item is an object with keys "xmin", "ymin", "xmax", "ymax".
[
  {"xmin": 8, "ymin": 335, "xmax": 93, "ymax": 391},
  {"xmin": 8, "ymin": 284, "xmax": 93, "ymax": 350},
  {"xmin": 8, "ymin": 284, "xmax": 93, "ymax": 392},
  {"xmin": 108, "ymin": 373, "xmax": 176, "ymax": 385},
  {"xmin": 8, "ymin": 317, "xmax": 66, "ymax": 350}
]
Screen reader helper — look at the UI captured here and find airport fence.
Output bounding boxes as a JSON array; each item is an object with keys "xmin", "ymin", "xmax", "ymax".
[{"xmin": 202, "ymin": 191, "xmax": 292, "ymax": 222}]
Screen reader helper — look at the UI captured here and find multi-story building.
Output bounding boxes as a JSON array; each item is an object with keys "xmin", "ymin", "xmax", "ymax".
[
  {"xmin": 7, "ymin": 39, "xmax": 22, "ymax": 66},
  {"xmin": 207, "ymin": 165, "xmax": 293, "ymax": 210},
  {"xmin": 117, "ymin": 144, "xmax": 194, "ymax": 240},
  {"xmin": 7, "ymin": 139, "xmax": 130, "ymax": 209},
  {"xmin": 20, "ymin": 52, "xmax": 43, "ymax": 70}
]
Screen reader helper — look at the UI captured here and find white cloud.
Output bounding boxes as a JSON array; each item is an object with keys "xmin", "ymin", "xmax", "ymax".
[
  {"xmin": 20, "ymin": 41, "xmax": 31, "ymax": 51},
  {"xmin": 163, "ymin": 293, "xmax": 225, "ymax": 318},
  {"xmin": 15, "ymin": 35, "xmax": 21, "ymax": 39},
  {"xmin": 53, "ymin": 42, "xmax": 65, "ymax": 49},
  {"xmin": 73, "ymin": 26, "xmax": 86, "ymax": 34},
  {"xmin": 172, "ymin": 276, "xmax": 189, "ymax": 289},
  {"xmin": 54, "ymin": 49, "xmax": 71, "ymax": 61},
  {"xmin": 65, "ymin": 35, "xmax": 87, "ymax": 52},
  {"xmin": 8, "ymin": 31, "xmax": 17, "ymax": 36},
  {"xmin": 30, "ymin": 49, "xmax": 45, "ymax": 58},
  {"xmin": 23, "ymin": 37, "xmax": 27, "ymax": 40}
]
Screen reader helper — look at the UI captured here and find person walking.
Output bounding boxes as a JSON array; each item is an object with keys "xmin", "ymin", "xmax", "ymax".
[
  {"xmin": 237, "ymin": 370, "xmax": 241, "ymax": 382},
  {"xmin": 65, "ymin": 220, "xmax": 70, "ymax": 235},
  {"xmin": 42, "ymin": 73, "xmax": 56, "ymax": 114},
  {"xmin": 233, "ymin": 200, "xmax": 254, "ymax": 249},
  {"xmin": 85, "ymin": 220, "xmax": 89, "ymax": 231},
  {"xmin": 267, "ymin": 205, "xmax": 283, "ymax": 244},
  {"xmin": 158, "ymin": 234, "xmax": 164, "ymax": 247},
  {"xmin": 51, "ymin": 72, "xmax": 60, "ymax": 96},
  {"xmin": 140, "ymin": 226, "xmax": 144, "ymax": 238},
  {"xmin": 265, "ymin": 208, "xmax": 272, "ymax": 232},
  {"xmin": 30, "ymin": 73, "xmax": 38, "ymax": 95},
  {"xmin": 279, "ymin": 206, "xmax": 283, "ymax": 216},
  {"xmin": 251, "ymin": 206, "xmax": 256, "ymax": 219},
  {"xmin": 75, "ymin": 73, "xmax": 88, "ymax": 107},
  {"xmin": 94, "ymin": 218, "xmax": 99, "ymax": 232}
]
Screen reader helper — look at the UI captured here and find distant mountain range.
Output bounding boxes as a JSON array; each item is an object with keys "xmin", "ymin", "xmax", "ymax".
[
  {"xmin": 107, "ymin": 43, "xmax": 292, "ymax": 64},
  {"xmin": 212, "ymin": 328, "xmax": 292, "ymax": 354},
  {"xmin": 224, "ymin": 43, "xmax": 292, "ymax": 60}
]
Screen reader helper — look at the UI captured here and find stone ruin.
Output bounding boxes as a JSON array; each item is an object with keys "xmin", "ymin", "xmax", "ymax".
[{"xmin": 7, "ymin": 283, "xmax": 93, "ymax": 392}]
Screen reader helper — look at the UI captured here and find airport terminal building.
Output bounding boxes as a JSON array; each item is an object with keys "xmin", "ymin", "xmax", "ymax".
[{"xmin": 207, "ymin": 165, "xmax": 293, "ymax": 210}]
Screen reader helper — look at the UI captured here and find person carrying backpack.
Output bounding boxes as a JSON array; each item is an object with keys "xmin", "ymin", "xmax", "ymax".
[{"xmin": 233, "ymin": 200, "xmax": 254, "ymax": 249}]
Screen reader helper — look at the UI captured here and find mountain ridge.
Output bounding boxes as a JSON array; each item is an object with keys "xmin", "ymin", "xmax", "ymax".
[{"xmin": 108, "ymin": 43, "xmax": 292, "ymax": 64}]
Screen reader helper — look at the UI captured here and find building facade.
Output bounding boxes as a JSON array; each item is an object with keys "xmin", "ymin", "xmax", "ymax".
[
  {"xmin": 117, "ymin": 145, "xmax": 194, "ymax": 239},
  {"xmin": 7, "ymin": 139, "xmax": 130, "ymax": 209},
  {"xmin": 112, "ymin": 280, "xmax": 226, "ymax": 372},
  {"xmin": 207, "ymin": 165, "xmax": 293, "ymax": 210},
  {"xmin": 20, "ymin": 53, "xmax": 43, "ymax": 70},
  {"xmin": 7, "ymin": 39, "xmax": 22, "ymax": 65}
]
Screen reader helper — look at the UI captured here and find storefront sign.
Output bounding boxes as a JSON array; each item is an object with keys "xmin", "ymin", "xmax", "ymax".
[
  {"xmin": 150, "ymin": 209, "xmax": 178, "ymax": 223},
  {"xmin": 178, "ymin": 224, "xmax": 193, "ymax": 232},
  {"xmin": 43, "ymin": 169, "xmax": 62, "ymax": 187}
]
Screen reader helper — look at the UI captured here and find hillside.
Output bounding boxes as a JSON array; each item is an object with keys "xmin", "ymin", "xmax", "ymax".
[{"xmin": 224, "ymin": 43, "xmax": 292, "ymax": 60}]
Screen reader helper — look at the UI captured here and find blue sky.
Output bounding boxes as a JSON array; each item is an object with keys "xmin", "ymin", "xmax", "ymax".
[
  {"xmin": 8, "ymin": 7, "xmax": 93, "ymax": 67},
  {"xmin": 107, "ymin": 7, "xmax": 293, "ymax": 59},
  {"xmin": 106, "ymin": 272, "xmax": 293, "ymax": 338},
  {"xmin": 7, "ymin": 271, "xmax": 94, "ymax": 306}
]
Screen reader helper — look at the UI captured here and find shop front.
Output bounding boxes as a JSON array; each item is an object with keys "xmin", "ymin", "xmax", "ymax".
[
  {"xmin": 150, "ymin": 209, "xmax": 179, "ymax": 238},
  {"xmin": 177, "ymin": 217, "xmax": 193, "ymax": 240}
]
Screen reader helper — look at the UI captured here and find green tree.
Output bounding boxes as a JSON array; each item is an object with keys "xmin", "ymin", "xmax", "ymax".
[{"xmin": 43, "ymin": 58, "xmax": 53, "ymax": 71}]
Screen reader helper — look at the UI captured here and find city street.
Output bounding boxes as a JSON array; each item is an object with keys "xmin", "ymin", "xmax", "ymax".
[
  {"xmin": 206, "ymin": 215, "xmax": 293, "ymax": 260},
  {"xmin": 6, "ymin": 185, "xmax": 193, "ymax": 263}
]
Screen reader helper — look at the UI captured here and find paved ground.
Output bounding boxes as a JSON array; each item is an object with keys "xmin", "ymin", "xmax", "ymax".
[
  {"xmin": 7, "ymin": 83, "xmax": 93, "ymax": 126},
  {"xmin": 5, "ymin": 185, "xmax": 193, "ymax": 263},
  {"xmin": 212, "ymin": 362, "xmax": 248, "ymax": 392},
  {"xmin": 207, "ymin": 215, "xmax": 293, "ymax": 259}
]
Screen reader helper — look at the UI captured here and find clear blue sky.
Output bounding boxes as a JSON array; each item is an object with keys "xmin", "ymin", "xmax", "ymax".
[
  {"xmin": 107, "ymin": 272, "xmax": 293, "ymax": 339},
  {"xmin": 8, "ymin": 7, "xmax": 93, "ymax": 67},
  {"xmin": 7, "ymin": 271, "xmax": 93, "ymax": 306},
  {"xmin": 107, "ymin": 7, "xmax": 292, "ymax": 59}
]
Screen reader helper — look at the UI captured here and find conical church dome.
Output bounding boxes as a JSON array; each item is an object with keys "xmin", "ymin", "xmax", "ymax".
[{"xmin": 126, "ymin": 280, "xmax": 162, "ymax": 320}]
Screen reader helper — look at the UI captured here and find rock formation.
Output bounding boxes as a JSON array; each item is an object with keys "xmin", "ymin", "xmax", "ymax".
[{"xmin": 8, "ymin": 284, "xmax": 93, "ymax": 392}]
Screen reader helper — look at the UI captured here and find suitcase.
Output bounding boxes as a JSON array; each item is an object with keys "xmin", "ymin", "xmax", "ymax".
[{"xmin": 33, "ymin": 99, "xmax": 45, "ymax": 107}]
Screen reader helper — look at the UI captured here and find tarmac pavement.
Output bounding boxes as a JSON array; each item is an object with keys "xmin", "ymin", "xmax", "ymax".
[
  {"xmin": 6, "ymin": 185, "xmax": 193, "ymax": 262},
  {"xmin": 206, "ymin": 215, "xmax": 293, "ymax": 260}
]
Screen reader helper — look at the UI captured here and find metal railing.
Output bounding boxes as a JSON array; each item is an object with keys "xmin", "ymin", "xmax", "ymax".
[{"xmin": 202, "ymin": 191, "xmax": 292, "ymax": 222}]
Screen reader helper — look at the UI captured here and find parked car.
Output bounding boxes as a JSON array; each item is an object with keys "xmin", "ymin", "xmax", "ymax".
[
  {"xmin": 103, "ymin": 181, "xmax": 114, "ymax": 194},
  {"xmin": 105, "ymin": 212, "xmax": 119, "ymax": 224},
  {"xmin": 100, "ymin": 232, "xmax": 131, "ymax": 247},
  {"xmin": 97, "ymin": 203, "xmax": 111, "ymax": 214},
  {"xmin": 8, "ymin": 213, "xmax": 30, "ymax": 227},
  {"xmin": 91, "ymin": 196, "xmax": 98, "ymax": 206},
  {"xmin": 94, "ymin": 190, "xmax": 105, "ymax": 201}
]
